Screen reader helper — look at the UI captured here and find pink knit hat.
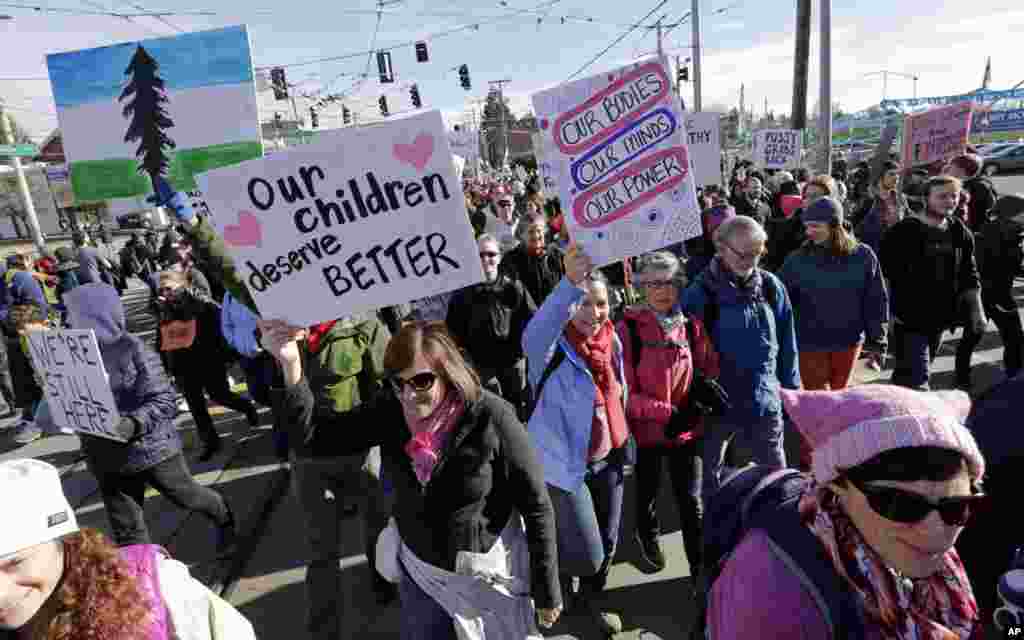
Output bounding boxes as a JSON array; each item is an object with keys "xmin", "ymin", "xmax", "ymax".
[{"xmin": 780, "ymin": 386, "xmax": 985, "ymax": 485}]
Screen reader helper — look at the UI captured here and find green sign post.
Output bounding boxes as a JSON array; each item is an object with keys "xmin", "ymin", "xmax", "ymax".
[{"xmin": 0, "ymin": 144, "xmax": 39, "ymax": 157}]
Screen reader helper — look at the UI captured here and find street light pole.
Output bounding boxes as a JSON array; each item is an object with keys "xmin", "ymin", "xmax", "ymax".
[
  {"xmin": 692, "ymin": 0, "xmax": 703, "ymax": 111},
  {"xmin": 0, "ymin": 101, "xmax": 46, "ymax": 252},
  {"xmin": 818, "ymin": 0, "xmax": 832, "ymax": 175}
]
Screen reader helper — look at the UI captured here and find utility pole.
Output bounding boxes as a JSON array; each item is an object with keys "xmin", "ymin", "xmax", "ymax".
[
  {"xmin": 0, "ymin": 101, "xmax": 45, "ymax": 252},
  {"xmin": 489, "ymin": 79, "xmax": 511, "ymax": 170},
  {"xmin": 692, "ymin": 0, "xmax": 703, "ymax": 111},
  {"xmin": 656, "ymin": 18, "xmax": 664, "ymax": 59},
  {"xmin": 791, "ymin": 0, "xmax": 812, "ymax": 131},
  {"xmin": 818, "ymin": 0, "xmax": 832, "ymax": 175}
]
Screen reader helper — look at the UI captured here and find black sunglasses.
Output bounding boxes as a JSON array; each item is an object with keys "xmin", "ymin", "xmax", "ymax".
[
  {"xmin": 479, "ymin": 251, "xmax": 500, "ymax": 259},
  {"xmin": 851, "ymin": 479, "xmax": 987, "ymax": 526},
  {"xmin": 389, "ymin": 371, "xmax": 437, "ymax": 394}
]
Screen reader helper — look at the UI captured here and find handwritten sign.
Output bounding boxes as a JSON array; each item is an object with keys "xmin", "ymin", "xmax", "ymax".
[
  {"xmin": 532, "ymin": 57, "xmax": 701, "ymax": 266},
  {"xmin": 901, "ymin": 102, "xmax": 974, "ymax": 167},
  {"xmin": 752, "ymin": 129, "xmax": 802, "ymax": 170},
  {"xmin": 197, "ymin": 110, "xmax": 484, "ymax": 327},
  {"xmin": 25, "ymin": 329, "xmax": 124, "ymax": 442},
  {"xmin": 684, "ymin": 112, "xmax": 722, "ymax": 187}
]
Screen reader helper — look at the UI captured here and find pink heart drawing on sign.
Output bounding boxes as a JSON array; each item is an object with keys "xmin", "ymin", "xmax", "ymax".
[
  {"xmin": 393, "ymin": 133, "xmax": 435, "ymax": 170},
  {"xmin": 223, "ymin": 211, "xmax": 262, "ymax": 248}
]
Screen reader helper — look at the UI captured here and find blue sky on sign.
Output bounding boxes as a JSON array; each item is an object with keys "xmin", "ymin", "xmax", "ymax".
[
  {"xmin": 46, "ymin": 25, "xmax": 253, "ymax": 108},
  {"xmin": 1, "ymin": 0, "xmax": 1021, "ymax": 141}
]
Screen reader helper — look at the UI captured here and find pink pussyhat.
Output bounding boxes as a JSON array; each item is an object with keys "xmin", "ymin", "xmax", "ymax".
[{"xmin": 780, "ymin": 386, "xmax": 985, "ymax": 486}]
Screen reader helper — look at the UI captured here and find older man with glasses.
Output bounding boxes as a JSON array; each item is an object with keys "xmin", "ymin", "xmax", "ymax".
[
  {"xmin": 447, "ymin": 234, "xmax": 537, "ymax": 418},
  {"xmin": 681, "ymin": 215, "xmax": 801, "ymax": 505},
  {"xmin": 482, "ymin": 189, "xmax": 521, "ymax": 254}
]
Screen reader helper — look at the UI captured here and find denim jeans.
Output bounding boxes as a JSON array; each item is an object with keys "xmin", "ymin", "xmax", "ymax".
[
  {"xmin": 635, "ymin": 440, "xmax": 703, "ymax": 569},
  {"xmin": 891, "ymin": 325, "xmax": 944, "ymax": 390},
  {"xmin": 91, "ymin": 453, "xmax": 230, "ymax": 546},
  {"xmin": 293, "ymin": 448, "xmax": 392, "ymax": 640},
  {"xmin": 547, "ymin": 458, "xmax": 625, "ymax": 579},
  {"xmin": 701, "ymin": 414, "xmax": 785, "ymax": 505}
]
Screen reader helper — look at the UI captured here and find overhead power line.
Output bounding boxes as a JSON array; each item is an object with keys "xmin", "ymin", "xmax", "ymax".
[{"xmin": 566, "ymin": 0, "xmax": 669, "ymax": 81}]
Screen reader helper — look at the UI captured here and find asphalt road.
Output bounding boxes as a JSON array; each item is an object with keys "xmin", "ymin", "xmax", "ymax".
[{"xmin": 993, "ymin": 172, "xmax": 1024, "ymax": 195}]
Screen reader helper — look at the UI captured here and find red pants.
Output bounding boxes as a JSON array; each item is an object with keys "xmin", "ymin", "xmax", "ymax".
[{"xmin": 792, "ymin": 345, "xmax": 862, "ymax": 470}]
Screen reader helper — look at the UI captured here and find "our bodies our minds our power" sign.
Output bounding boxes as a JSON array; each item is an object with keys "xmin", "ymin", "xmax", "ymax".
[
  {"xmin": 532, "ymin": 57, "xmax": 701, "ymax": 266},
  {"xmin": 197, "ymin": 110, "xmax": 484, "ymax": 327}
]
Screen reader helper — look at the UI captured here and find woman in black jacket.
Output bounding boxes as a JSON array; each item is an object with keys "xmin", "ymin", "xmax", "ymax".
[
  {"xmin": 154, "ymin": 270, "xmax": 258, "ymax": 461},
  {"xmin": 262, "ymin": 319, "xmax": 562, "ymax": 638}
]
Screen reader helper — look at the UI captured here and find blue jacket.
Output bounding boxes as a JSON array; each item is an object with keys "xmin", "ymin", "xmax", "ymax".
[
  {"xmin": 0, "ymin": 263, "xmax": 8, "ymax": 323},
  {"xmin": 76, "ymin": 245, "xmax": 103, "ymax": 285},
  {"xmin": 221, "ymin": 291, "xmax": 261, "ymax": 358},
  {"xmin": 522, "ymin": 278, "xmax": 627, "ymax": 492},
  {"xmin": 65, "ymin": 283, "xmax": 180, "ymax": 474},
  {"xmin": 7, "ymin": 270, "xmax": 49, "ymax": 317},
  {"xmin": 778, "ymin": 243, "xmax": 889, "ymax": 352},
  {"xmin": 681, "ymin": 259, "xmax": 800, "ymax": 419}
]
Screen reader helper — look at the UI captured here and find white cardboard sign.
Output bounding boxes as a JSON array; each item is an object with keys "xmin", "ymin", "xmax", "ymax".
[
  {"xmin": 25, "ymin": 329, "xmax": 124, "ymax": 442},
  {"xmin": 197, "ymin": 110, "xmax": 484, "ymax": 327},
  {"xmin": 532, "ymin": 57, "xmax": 702, "ymax": 266},
  {"xmin": 752, "ymin": 129, "xmax": 802, "ymax": 170},
  {"xmin": 684, "ymin": 112, "xmax": 722, "ymax": 187}
]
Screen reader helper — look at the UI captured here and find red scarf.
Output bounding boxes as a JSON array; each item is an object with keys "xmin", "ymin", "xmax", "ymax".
[
  {"xmin": 565, "ymin": 321, "xmax": 629, "ymax": 460},
  {"xmin": 402, "ymin": 391, "xmax": 465, "ymax": 486},
  {"xmin": 306, "ymin": 320, "xmax": 337, "ymax": 353}
]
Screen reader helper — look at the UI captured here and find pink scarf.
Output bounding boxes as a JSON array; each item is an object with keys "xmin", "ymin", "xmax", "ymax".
[
  {"xmin": 402, "ymin": 392, "xmax": 465, "ymax": 486},
  {"xmin": 802, "ymin": 492, "xmax": 980, "ymax": 640}
]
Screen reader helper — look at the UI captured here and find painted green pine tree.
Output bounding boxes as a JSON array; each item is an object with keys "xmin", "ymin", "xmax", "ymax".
[{"xmin": 119, "ymin": 45, "xmax": 176, "ymax": 192}]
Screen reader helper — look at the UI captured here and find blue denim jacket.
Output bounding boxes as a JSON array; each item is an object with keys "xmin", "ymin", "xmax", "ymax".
[{"xmin": 522, "ymin": 278, "xmax": 627, "ymax": 493}]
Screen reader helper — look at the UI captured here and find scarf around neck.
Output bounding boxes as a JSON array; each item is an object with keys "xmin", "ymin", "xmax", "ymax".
[
  {"xmin": 707, "ymin": 255, "xmax": 765, "ymax": 303},
  {"xmin": 806, "ymin": 493, "xmax": 979, "ymax": 640},
  {"xmin": 402, "ymin": 391, "xmax": 466, "ymax": 486},
  {"xmin": 564, "ymin": 320, "xmax": 628, "ymax": 460}
]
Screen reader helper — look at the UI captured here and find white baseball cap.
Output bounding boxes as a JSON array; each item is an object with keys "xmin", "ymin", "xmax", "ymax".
[{"xmin": 0, "ymin": 459, "xmax": 78, "ymax": 557}]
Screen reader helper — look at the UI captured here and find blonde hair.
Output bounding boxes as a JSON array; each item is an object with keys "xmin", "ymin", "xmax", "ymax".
[
  {"xmin": 157, "ymin": 270, "xmax": 188, "ymax": 287},
  {"xmin": 827, "ymin": 224, "xmax": 860, "ymax": 257}
]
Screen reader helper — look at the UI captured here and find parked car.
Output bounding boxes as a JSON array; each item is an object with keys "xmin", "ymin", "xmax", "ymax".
[
  {"xmin": 982, "ymin": 144, "xmax": 1024, "ymax": 176},
  {"xmin": 116, "ymin": 211, "xmax": 154, "ymax": 229},
  {"xmin": 979, "ymin": 142, "xmax": 1019, "ymax": 157}
]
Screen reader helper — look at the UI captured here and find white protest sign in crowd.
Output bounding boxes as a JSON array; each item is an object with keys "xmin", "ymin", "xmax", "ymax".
[
  {"xmin": 532, "ymin": 57, "xmax": 702, "ymax": 266},
  {"xmin": 901, "ymin": 101, "xmax": 974, "ymax": 167},
  {"xmin": 197, "ymin": 110, "xmax": 484, "ymax": 327},
  {"xmin": 684, "ymin": 112, "xmax": 722, "ymax": 188},
  {"xmin": 752, "ymin": 129, "xmax": 802, "ymax": 170},
  {"xmin": 25, "ymin": 329, "xmax": 124, "ymax": 442}
]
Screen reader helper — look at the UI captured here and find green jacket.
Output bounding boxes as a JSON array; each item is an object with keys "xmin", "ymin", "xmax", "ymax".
[{"xmin": 184, "ymin": 216, "xmax": 390, "ymax": 413}]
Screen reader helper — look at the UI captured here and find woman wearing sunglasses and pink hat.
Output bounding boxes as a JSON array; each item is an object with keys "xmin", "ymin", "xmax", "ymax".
[
  {"xmin": 260, "ymin": 319, "xmax": 561, "ymax": 639},
  {"xmin": 707, "ymin": 385, "xmax": 987, "ymax": 640}
]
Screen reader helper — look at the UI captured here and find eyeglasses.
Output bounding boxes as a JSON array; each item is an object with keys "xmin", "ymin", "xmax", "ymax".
[
  {"xmin": 723, "ymin": 243, "xmax": 764, "ymax": 264},
  {"xmin": 497, "ymin": 201, "xmax": 514, "ymax": 208},
  {"xmin": 851, "ymin": 479, "xmax": 988, "ymax": 526},
  {"xmin": 479, "ymin": 251, "xmax": 500, "ymax": 259},
  {"xmin": 389, "ymin": 371, "xmax": 437, "ymax": 394},
  {"xmin": 641, "ymin": 279, "xmax": 676, "ymax": 290}
]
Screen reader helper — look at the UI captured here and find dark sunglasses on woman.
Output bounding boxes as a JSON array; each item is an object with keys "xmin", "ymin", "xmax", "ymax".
[
  {"xmin": 389, "ymin": 371, "xmax": 437, "ymax": 394},
  {"xmin": 851, "ymin": 479, "xmax": 988, "ymax": 526}
]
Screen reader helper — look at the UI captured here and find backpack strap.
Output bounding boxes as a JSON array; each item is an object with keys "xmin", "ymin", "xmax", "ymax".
[
  {"xmin": 759, "ymin": 508, "xmax": 866, "ymax": 640},
  {"xmin": 533, "ymin": 346, "xmax": 566, "ymax": 404},
  {"xmin": 624, "ymin": 316, "xmax": 642, "ymax": 380},
  {"xmin": 739, "ymin": 468, "xmax": 803, "ymax": 528}
]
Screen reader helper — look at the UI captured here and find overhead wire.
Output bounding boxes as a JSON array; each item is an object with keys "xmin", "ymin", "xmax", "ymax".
[
  {"xmin": 78, "ymin": 0, "xmax": 163, "ymax": 35},
  {"xmin": 565, "ymin": 0, "xmax": 668, "ymax": 81},
  {"xmin": 121, "ymin": 0, "xmax": 186, "ymax": 33}
]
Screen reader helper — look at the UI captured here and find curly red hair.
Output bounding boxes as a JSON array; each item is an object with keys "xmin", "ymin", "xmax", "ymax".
[{"xmin": 25, "ymin": 528, "xmax": 152, "ymax": 640}]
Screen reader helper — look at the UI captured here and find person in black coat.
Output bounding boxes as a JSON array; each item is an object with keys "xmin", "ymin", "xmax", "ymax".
[
  {"xmin": 262, "ymin": 319, "xmax": 563, "ymax": 635},
  {"xmin": 498, "ymin": 213, "xmax": 565, "ymax": 306},
  {"xmin": 153, "ymin": 270, "xmax": 258, "ymax": 461},
  {"xmin": 447, "ymin": 234, "xmax": 537, "ymax": 418},
  {"xmin": 63, "ymin": 283, "xmax": 236, "ymax": 549}
]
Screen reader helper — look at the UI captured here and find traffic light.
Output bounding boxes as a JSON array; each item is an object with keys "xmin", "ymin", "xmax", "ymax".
[
  {"xmin": 310, "ymin": 107, "xmax": 319, "ymax": 129},
  {"xmin": 270, "ymin": 67, "xmax": 288, "ymax": 99},
  {"xmin": 342, "ymin": 105, "xmax": 352, "ymax": 125},
  {"xmin": 458, "ymin": 64, "xmax": 471, "ymax": 90},
  {"xmin": 678, "ymin": 66, "xmax": 689, "ymax": 83},
  {"xmin": 377, "ymin": 51, "xmax": 394, "ymax": 84},
  {"xmin": 415, "ymin": 41, "xmax": 429, "ymax": 63},
  {"xmin": 410, "ymin": 84, "xmax": 422, "ymax": 108},
  {"xmin": 379, "ymin": 95, "xmax": 389, "ymax": 116}
]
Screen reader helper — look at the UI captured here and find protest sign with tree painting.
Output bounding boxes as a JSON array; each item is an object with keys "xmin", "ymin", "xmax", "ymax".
[{"xmin": 120, "ymin": 45, "xmax": 177, "ymax": 194}]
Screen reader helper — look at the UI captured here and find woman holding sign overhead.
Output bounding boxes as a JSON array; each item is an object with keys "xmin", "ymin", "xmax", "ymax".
[
  {"xmin": 261, "ymin": 319, "xmax": 562, "ymax": 639},
  {"xmin": 521, "ymin": 242, "xmax": 631, "ymax": 636}
]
